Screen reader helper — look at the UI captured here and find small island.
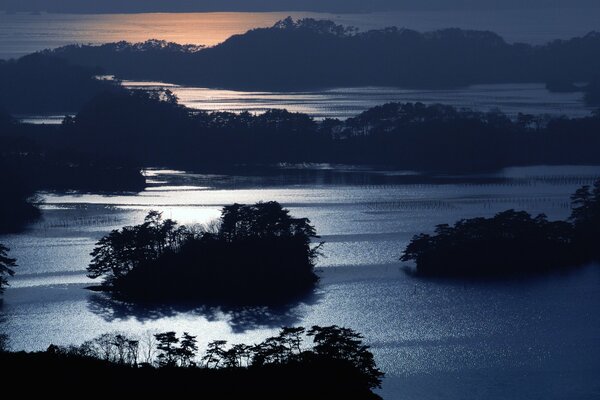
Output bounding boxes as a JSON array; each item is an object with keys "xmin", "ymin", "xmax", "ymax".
[
  {"xmin": 87, "ymin": 201, "xmax": 323, "ymax": 304},
  {"xmin": 401, "ymin": 180, "xmax": 600, "ymax": 277}
]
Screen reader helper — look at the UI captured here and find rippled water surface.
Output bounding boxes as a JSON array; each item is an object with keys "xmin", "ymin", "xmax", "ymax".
[{"xmin": 1, "ymin": 165, "xmax": 600, "ymax": 399}]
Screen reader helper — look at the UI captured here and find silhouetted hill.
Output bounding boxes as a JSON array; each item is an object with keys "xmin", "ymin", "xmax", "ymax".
[
  {"xmin": 0, "ymin": 53, "xmax": 118, "ymax": 114},
  {"xmin": 48, "ymin": 19, "xmax": 600, "ymax": 90}
]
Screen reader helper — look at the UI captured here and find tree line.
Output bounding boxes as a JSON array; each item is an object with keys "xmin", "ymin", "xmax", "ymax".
[
  {"xmin": 4, "ymin": 87, "xmax": 600, "ymax": 175},
  {"xmin": 0, "ymin": 325, "xmax": 383, "ymax": 398},
  {"xmin": 20, "ymin": 89, "xmax": 598, "ymax": 173},
  {"xmin": 48, "ymin": 325, "xmax": 382, "ymax": 387}
]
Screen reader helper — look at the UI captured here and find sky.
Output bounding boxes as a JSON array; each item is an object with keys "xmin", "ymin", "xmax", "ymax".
[{"xmin": 2, "ymin": 0, "xmax": 599, "ymax": 13}]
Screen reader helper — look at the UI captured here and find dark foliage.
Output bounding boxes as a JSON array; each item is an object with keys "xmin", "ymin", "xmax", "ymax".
[
  {"xmin": 0, "ymin": 244, "xmax": 17, "ymax": 294},
  {"xmin": 5, "ymin": 87, "xmax": 600, "ymax": 187},
  {"xmin": 401, "ymin": 210, "xmax": 574, "ymax": 277},
  {"xmin": 49, "ymin": 19, "xmax": 600, "ymax": 90},
  {"xmin": 63, "ymin": 90, "xmax": 600, "ymax": 173},
  {"xmin": 0, "ymin": 112, "xmax": 145, "ymax": 194},
  {"xmin": 87, "ymin": 203, "xmax": 322, "ymax": 304},
  {"xmin": 0, "ymin": 325, "xmax": 382, "ymax": 398},
  {"xmin": 0, "ymin": 165, "xmax": 40, "ymax": 233},
  {"xmin": 401, "ymin": 181, "xmax": 600, "ymax": 277},
  {"xmin": 0, "ymin": 53, "xmax": 118, "ymax": 114}
]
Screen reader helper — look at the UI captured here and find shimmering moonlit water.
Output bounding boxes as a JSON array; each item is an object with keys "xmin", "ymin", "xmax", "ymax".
[
  {"xmin": 124, "ymin": 82, "xmax": 593, "ymax": 120},
  {"xmin": 18, "ymin": 82, "xmax": 594, "ymax": 124},
  {"xmin": 1, "ymin": 165, "xmax": 600, "ymax": 399}
]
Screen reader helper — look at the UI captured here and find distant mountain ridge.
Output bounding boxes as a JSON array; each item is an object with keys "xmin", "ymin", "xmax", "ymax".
[{"xmin": 46, "ymin": 18, "xmax": 600, "ymax": 91}]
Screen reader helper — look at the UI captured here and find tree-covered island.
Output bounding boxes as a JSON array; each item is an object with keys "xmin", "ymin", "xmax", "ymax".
[
  {"xmin": 401, "ymin": 181, "xmax": 600, "ymax": 277},
  {"xmin": 87, "ymin": 201, "xmax": 322, "ymax": 304}
]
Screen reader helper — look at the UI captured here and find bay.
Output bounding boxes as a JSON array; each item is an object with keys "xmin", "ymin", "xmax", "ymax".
[{"xmin": 1, "ymin": 165, "xmax": 600, "ymax": 399}]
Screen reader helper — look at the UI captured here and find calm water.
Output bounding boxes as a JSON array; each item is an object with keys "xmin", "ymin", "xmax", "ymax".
[
  {"xmin": 125, "ymin": 81, "xmax": 593, "ymax": 120},
  {"xmin": 17, "ymin": 82, "xmax": 594, "ymax": 124},
  {"xmin": 1, "ymin": 165, "xmax": 600, "ymax": 399},
  {"xmin": 1, "ymin": 9, "xmax": 600, "ymax": 60}
]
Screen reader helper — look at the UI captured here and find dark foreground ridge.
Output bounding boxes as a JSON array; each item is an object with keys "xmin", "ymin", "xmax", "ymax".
[
  {"xmin": 0, "ymin": 326, "xmax": 383, "ymax": 398},
  {"xmin": 87, "ymin": 202, "xmax": 322, "ymax": 304},
  {"xmin": 401, "ymin": 180, "xmax": 600, "ymax": 277},
  {"xmin": 47, "ymin": 18, "xmax": 600, "ymax": 91}
]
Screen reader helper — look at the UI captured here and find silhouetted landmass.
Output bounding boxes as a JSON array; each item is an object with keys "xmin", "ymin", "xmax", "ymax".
[
  {"xmin": 0, "ymin": 111, "xmax": 146, "ymax": 193},
  {"xmin": 0, "ymin": 326, "xmax": 382, "ymax": 398},
  {"xmin": 5, "ymin": 89, "xmax": 600, "ymax": 174},
  {"xmin": 0, "ymin": 165, "xmax": 40, "ymax": 233},
  {"xmin": 401, "ymin": 180, "xmax": 600, "ymax": 277},
  {"xmin": 0, "ymin": 112, "xmax": 41, "ymax": 231},
  {"xmin": 0, "ymin": 53, "xmax": 119, "ymax": 114},
  {"xmin": 87, "ymin": 203, "xmax": 322, "ymax": 304},
  {"xmin": 0, "ymin": 108, "xmax": 145, "ymax": 231},
  {"xmin": 48, "ymin": 18, "xmax": 600, "ymax": 90},
  {"xmin": 59, "ymin": 90, "xmax": 600, "ymax": 172}
]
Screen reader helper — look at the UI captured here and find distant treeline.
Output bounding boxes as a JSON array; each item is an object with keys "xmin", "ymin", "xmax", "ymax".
[
  {"xmin": 0, "ymin": 326, "xmax": 383, "ymax": 398},
  {"xmin": 47, "ymin": 18, "xmax": 600, "ymax": 91},
  {"xmin": 34, "ymin": 89, "xmax": 600, "ymax": 173},
  {"xmin": 401, "ymin": 180, "xmax": 600, "ymax": 277},
  {"xmin": 4, "ymin": 90, "xmax": 600, "ymax": 173}
]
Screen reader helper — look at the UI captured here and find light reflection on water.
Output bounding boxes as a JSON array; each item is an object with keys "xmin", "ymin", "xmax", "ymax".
[
  {"xmin": 125, "ymin": 82, "xmax": 593, "ymax": 120},
  {"xmin": 18, "ymin": 82, "xmax": 594, "ymax": 125},
  {"xmin": 1, "ymin": 165, "xmax": 600, "ymax": 399}
]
